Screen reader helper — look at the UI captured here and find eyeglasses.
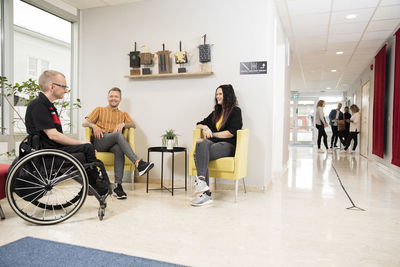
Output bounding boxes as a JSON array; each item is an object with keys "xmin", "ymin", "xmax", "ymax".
[{"xmin": 53, "ymin": 82, "xmax": 67, "ymax": 89}]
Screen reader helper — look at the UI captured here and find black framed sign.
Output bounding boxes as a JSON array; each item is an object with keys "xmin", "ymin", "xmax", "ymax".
[{"xmin": 240, "ymin": 61, "xmax": 267, "ymax": 75}]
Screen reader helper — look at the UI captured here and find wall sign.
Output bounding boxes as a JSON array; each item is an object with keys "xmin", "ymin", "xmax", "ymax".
[{"xmin": 240, "ymin": 61, "xmax": 267, "ymax": 75}]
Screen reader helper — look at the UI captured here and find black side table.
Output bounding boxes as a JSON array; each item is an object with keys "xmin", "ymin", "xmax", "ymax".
[{"xmin": 146, "ymin": 146, "xmax": 187, "ymax": 195}]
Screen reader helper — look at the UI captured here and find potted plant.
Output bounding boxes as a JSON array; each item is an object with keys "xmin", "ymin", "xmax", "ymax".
[{"xmin": 161, "ymin": 129, "xmax": 179, "ymax": 150}]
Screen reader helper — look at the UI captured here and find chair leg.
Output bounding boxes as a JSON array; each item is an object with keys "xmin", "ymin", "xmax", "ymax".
[
  {"xmin": 235, "ymin": 180, "xmax": 238, "ymax": 203},
  {"xmin": 242, "ymin": 178, "xmax": 247, "ymax": 194},
  {"xmin": 0, "ymin": 204, "xmax": 5, "ymax": 220}
]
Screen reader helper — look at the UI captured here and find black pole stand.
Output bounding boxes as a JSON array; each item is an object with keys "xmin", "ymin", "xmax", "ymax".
[{"xmin": 332, "ymin": 163, "xmax": 366, "ymax": 211}]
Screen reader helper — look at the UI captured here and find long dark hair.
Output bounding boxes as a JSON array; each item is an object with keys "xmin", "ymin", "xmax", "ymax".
[{"xmin": 212, "ymin": 84, "xmax": 238, "ymax": 126}]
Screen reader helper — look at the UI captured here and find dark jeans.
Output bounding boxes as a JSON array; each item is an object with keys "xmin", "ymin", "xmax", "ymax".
[
  {"xmin": 316, "ymin": 124, "xmax": 328, "ymax": 149},
  {"xmin": 194, "ymin": 139, "xmax": 235, "ymax": 186},
  {"xmin": 339, "ymin": 129, "xmax": 349, "ymax": 146},
  {"xmin": 58, "ymin": 143, "xmax": 97, "ymax": 163},
  {"xmin": 330, "ymin": 125, "xmax": 339, "ymax": 148},
  {"xmin": 345, "ymin": 131, "xmax": 359, "ymax": 151}
]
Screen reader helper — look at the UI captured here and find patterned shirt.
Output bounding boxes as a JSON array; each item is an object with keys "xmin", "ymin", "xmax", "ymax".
[{"xmin": 86, "ymin": 106, "xmax": 133, "ymax": 133}]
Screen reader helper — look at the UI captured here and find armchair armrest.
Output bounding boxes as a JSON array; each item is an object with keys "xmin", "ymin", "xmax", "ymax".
[
  {"xmin": 126, "ymin": 128, "xmax": 135, "ymax": 153},
  {"xmin": 190, "ymin": 129, "xmax": 203, "ymax": 157},
  {"xmin": 85, "ymin": 127, "xmax": 93, "ymax": 142},
  {"xmin": 233, "ymin": 129, "xmax": 249, "ymax": 179}
]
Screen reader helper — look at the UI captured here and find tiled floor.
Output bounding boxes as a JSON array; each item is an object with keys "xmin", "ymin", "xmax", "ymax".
[{"xmin": 1, "ymin": 147, "xmax": 399, "ymax": 266}]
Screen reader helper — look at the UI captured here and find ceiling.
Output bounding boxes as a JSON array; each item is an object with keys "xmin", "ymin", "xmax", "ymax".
[
  {"xmin": 61, "ymin": 0, "xmax": 400, "ymax": 93},
  {"xmin": 275, "ymin": 0, "xmax": 400, "ymax": 93}
]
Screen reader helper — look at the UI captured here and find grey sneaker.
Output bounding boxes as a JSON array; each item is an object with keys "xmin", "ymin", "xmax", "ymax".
[
  {"xmin": 191, "ymin": 192, "xmax": 213, "ymax": 206},
  {"xmin": 193, "ymin": 178, "xmax": 209, "ymax": 194}
]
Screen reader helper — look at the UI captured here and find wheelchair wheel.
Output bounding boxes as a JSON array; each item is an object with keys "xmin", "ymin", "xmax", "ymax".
[{"xmin": 6, "ymin": 149, "xmax": 88, "ymax": 225}]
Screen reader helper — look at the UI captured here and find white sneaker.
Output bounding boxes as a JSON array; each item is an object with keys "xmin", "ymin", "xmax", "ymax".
[
  {"xmin": 191, "ymin": 192, "xmax": 213, "ymax": 206},
  {"xmin": 193, "ymin": 178, "xmax": 210, "ymax": 194},
  {"xmin": 318, "ymin": 149, "xmax": 324, "ymax": 153}
]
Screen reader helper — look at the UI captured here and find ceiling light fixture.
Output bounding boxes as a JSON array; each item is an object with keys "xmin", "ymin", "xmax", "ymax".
[
  {"xmin": 331, "ymin": 69, "xmax": 337, "ymax": 72},
  {"xmin": 336, "ymin": 51, "xmax": 344, "ymax": 55},
  {"xmin": 346, "ymin": 14, "xmax": 357, "ymax": 19},
  {"xmin": 326, "ymin": 87, "xmax": 331, "ymax": 90}
]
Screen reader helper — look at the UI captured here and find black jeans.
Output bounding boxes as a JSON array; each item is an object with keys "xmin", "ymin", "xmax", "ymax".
[
  {"xmin": 330, "ymin": 125, "xmax": 339, "ymax": 148},
  {"xmin": 316, "ymin": 124, "xmax": 328, "ymax": 149},
  {"xmin": 345, "ymin": 132, "xmax": 359, "ymax": 151},
  {"xmin": 57, "ymin": 143, "xmax": 97, "ymax": 163}
]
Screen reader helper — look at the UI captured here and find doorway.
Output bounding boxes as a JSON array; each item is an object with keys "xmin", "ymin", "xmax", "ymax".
[
  {"xmin": 290, "ymin": 97, "xmax": 318, "ymax": 145},
  {"xmin": 360, "ymin": 81, "xmax": 370, "ymax": 157}
]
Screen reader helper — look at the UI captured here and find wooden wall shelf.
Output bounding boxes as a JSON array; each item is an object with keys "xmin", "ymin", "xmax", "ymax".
[{"xmin": 124, "ymin": 71, "xmax": 213, "ymax": 79}]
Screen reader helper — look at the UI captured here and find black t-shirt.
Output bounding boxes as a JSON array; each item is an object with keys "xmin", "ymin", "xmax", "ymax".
[
  {"xmin": 196, "ymin": 106, "xmax": 243, "ymax": 146},
  {"xmin": 25, "ymin": 92, "xmax": 63, "ymax": 149}
]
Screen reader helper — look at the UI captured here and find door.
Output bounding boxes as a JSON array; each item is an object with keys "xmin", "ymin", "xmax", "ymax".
[
  {"xmin": 360, "ymin": 81, "xmax": 370, "ymax": 157},
  {"xmin": 290, "ymin": 98, "xmax": 318, "ymax": 145}
]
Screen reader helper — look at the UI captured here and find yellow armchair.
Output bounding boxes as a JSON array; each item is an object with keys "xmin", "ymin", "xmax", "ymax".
[
  {"xmin": 85, "ymin": 127, "xmax": 136, "ymax": 190},
  {"xmin": 189, "ymin": 129, "xmax": 249, "ymax": 202}
]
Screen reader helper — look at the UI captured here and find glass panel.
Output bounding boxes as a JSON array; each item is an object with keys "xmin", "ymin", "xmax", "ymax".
[{"xmin": 13, "ymin": 0, "xmax": 72, "ymax": 133}]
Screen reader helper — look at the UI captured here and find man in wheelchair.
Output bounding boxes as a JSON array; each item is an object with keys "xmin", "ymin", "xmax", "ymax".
[{"xmin": 24, "ymin": 70, "xmax": 109, "ymax": 196}]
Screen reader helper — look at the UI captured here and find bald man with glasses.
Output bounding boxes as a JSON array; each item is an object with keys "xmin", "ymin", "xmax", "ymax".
[{"xmin": 25, "ymin": 70, "xmax": 109, "ymax": 193}]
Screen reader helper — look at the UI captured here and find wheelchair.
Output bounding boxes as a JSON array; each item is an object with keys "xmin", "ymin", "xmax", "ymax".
[{"xmin": 5, "ymin": 135, "xmax": 112, "ymax": 225}]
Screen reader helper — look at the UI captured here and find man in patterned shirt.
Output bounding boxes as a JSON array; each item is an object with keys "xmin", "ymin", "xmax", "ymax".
[{"xmin": 83, "ymin": 87, "xmax": 154, "ymax": 199}]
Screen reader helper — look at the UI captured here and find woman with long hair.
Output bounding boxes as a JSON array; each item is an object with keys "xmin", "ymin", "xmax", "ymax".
[
  {"xmin": 192, "ymin": 84, "xmax": 243, "ymax": 206},
  {"xmin": 315, "ymin": 100, "xmax": 329, "ymax": 152},
  {"xmin": 344, "ymin": 104, "xmax": 360, "ymax": 153}
]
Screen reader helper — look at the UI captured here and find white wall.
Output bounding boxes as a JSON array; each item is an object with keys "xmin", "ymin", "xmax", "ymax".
[
  {"xmin": 79, "ymin": 0, "xmax": 290, "ymax": 188},
  {"xmin": 348, "ymin": 29, "xmax": 400, "ymax": 174}
]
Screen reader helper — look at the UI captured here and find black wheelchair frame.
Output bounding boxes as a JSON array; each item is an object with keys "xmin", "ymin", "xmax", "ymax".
[{"xmin": 5, "ymin": 135, "xmax": 112, "ymax": 225}]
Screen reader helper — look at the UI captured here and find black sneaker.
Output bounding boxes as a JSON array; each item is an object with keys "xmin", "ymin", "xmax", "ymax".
[
  {"xmin": 113, "ymin": 184, "xmax": 127, "ymax": 199},
  {"xmin": 137, "ymin": 160, "xmax": 154, "ymax": 176}
]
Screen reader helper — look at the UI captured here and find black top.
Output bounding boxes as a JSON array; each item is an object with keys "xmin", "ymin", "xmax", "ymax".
[
  {"xmin": 196, "ymin": 106, "xmax": 243, "ymax": 146},
  {"xmin": 344, "ymin": 112, "xmax": 351, "ymax": 131},
  {"xmin": 25, "ymin": 92, "xmax": 63, "ymax": 149}
]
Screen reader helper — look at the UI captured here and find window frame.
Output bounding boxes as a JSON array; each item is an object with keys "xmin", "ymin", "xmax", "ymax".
[{"xmin": 0, "ymin": 0, "xmax": 80, "ymax": 157}]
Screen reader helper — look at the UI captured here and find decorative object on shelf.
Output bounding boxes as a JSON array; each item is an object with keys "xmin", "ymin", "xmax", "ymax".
[
  {"xmin": 156, "ymin": 44, "xmax": 172, "ymax": 74},
  {"xmin": 129, "ymin": 42, "xmax": 141, "ymax": 75},
  {"xmin": 124, "ymin": 71, "xmax": 213, "ymax": 79},
  {"xmin": 174, "ymin": 41, "xmax": 188, "ymax": 73},
  {"xmin": 139, "ymin": 45, "xmax": 155, "ymax": 75},
  {"xmin": 161, "ymin": 129, "xmax": 179, "ymax": 150},
  {"xmin": 199, "ymin": 34, "xmax": 211, "ymax": 63}
]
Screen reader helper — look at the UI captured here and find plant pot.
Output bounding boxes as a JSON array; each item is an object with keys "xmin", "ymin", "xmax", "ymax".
[{"xmin": 166, "ymin": 139, "xmax": 174, "ymax": 150}]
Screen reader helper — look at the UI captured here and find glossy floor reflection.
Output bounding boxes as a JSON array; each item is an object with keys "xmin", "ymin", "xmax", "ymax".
[{"xmin": 1, "ymin": 147, "xmax": 399, "ymax": 266}]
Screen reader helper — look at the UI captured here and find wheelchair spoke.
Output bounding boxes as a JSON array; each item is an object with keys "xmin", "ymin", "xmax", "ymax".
[
  {"xmin": 52, "ymin": 159, "xmax": 66, "ymax": 180},
  {"xmin": 30, "ymin": 161, "xmax": 47, "ymax": 184},
  {"xmin": 49, "ymin": 155, "xmax": 55, "ymax": 180},
  {"xmin": 20, "ymin": 189, "xmax": 46, "ymax": 212},
  {"xmin": 16, "ymin": 177, "xmax": 45, "ymax": 188},
  {"xmin": 21, "ymin": 168, "xmax": 46, "ymax": 185},
  {"xmin": 53, "ymin": 187, "xmax": 79, "ymax": 208},
  {"xmin": 52, "ymin": 174, "xmax": 82, "ymax": 187},
  {"xmin": 54, "ymin": 193, "xmax": 67, "ymax": 213},
  {"xmin": 50, "ymin": 167, "xmax": 79, "ymax": 186},
  {"xmin": 15, "ymin": 186, "xmax": 44, "ymax": 190},
  {"xmin": 20, "ymin": 188, "xmax": 47, "ymax": 201},
  {"xmin": 41, "ymin": 156, "xmax": 49, "ymax": 182}
]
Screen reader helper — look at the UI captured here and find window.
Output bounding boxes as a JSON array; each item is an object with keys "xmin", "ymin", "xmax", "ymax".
[{"xmin": 13, "ymin": 0, "xmax": 73, "ymax": 133}]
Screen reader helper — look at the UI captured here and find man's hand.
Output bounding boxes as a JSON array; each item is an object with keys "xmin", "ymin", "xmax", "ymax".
[
  {"xmin": 80, "ymin": 140, "xmax": 91, "ymax": 145},
  {"xmin": 113, "ymin": 123, "xmax": 124, "ymax": 133},
  {"xmin": 93, "ymin": 124, "xmax": 105, "ymax": 139}
]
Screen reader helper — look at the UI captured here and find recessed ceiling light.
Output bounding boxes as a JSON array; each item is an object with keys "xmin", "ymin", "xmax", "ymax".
[
  {"xmin": 336, "ymin": 51, "xmax": 344, "ymax": 55},
  {"xmin": 326, "ymin": 87, "xmax": 331, "ymax": 90},
  {"xmin": 331, "ymin": 69, "xmax": 337, "ymax": 72},
  {"xmin": 346, "ymin": 14, "xmax": 357, "ymax": 19}
]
